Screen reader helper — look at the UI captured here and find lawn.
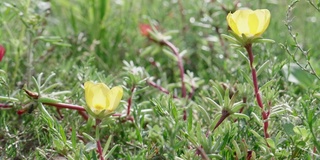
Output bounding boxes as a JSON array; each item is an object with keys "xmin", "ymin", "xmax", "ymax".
[{"xmin": 1, "ymin": 0, "xmax": 320, "ymax": 159}]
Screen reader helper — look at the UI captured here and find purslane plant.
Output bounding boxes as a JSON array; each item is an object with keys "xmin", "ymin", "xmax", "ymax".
[
  {"xmin": 84, "ymin": 81, "xmax": 123, "ymax": 160},
  {"xmin": 21, "ymin": 77, "xmax": 124, "ymax": 160},
  {"xmin": 225, "ymin": 9, "xmax": 273, "ymax": 141}
]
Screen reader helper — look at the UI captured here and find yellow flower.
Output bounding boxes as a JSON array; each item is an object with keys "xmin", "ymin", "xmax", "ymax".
[
  {"xmin": 227, "ymin": 9, "xmax": 270, "ymax": 38},
  {"xmin": 84, "ymin": 81, "xmax": 123, "ymax": 118}
]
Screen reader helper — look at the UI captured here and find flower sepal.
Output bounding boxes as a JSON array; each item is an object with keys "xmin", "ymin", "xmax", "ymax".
[
  {"xmin": 222, "ymin": 33, "xmax": 242, "ymax": 46},
  {"xmin": 224, "ymin": 30, "xmax": 273, "ymax": 47},
  {"xmin": 84, "ymin": 105, "xmax": 115, "ymax": 119},
  {"xmin": 251, "ymin": 38, "xmax": 275, "ymax": 44}
]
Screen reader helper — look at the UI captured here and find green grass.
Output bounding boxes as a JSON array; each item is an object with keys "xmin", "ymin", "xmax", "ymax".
[{"xmin": 1, "ymin": 0, "xmax": 320, "ymax": 159}]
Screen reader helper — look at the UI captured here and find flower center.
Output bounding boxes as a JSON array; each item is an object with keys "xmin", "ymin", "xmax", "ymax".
[{"xmin": 94, "ymin": 104, "xmax": 104, "ymax": 111}]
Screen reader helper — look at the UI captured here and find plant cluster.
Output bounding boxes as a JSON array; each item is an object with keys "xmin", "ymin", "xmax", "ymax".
[{"xmin": 1, "ymin": 0, "xmax": 320, "ymax": 159}]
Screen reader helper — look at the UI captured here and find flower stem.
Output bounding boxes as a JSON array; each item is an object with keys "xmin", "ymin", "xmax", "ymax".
[
  {"xmin": 213, "ymin": 109, "xmax": 231, "ymax": 131},
  {"xmin": 147, "ymin": 80, "xmax": 178, "ymax": 99},
  {"xmin": 126, "ymin": 85, "xmax": 136, "ymax": 117},
  {"xmin": 245, "ymin": 44, "xmax": 270, "ymax": 139},
  {"xmin": 0, "ymin": 103, "xmax": 13, "ymax": 109},
  {"xmin": 162, "ymin": 40, "xmax": 187, "ymax": 98},
  {"xmin": 97, "ymin": 140, "xmax": 104, "ymax": 160},
  {"xmin": 96, "ymin": 120, "xmax": 104, "ymax": 160},
  {"xmin": 78, "ymin": 110, "xmax": 88, "ymax": 121},
  {"xmin": 43, "ymin": 102, "xmax": 88, "ymax": 121},
  {"xmin": 196, "ymin": 146, "xmax": 210, "ymax": 160},
  {"xmin": 161, "ymin": 40, "xmax": 188, "ymax": 120},
  {"xmin": 43, "ymin": 102, "xmax": 86, "ymax": 111}
]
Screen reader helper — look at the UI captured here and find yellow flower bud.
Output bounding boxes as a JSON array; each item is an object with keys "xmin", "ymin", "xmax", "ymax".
[
  {"xmin": 84, "ymin": 81, "xmax": 123, "ymax": 118},
  {"xmin": 227, "ymin": 9, "xmax": 270, "ymax": 38}
]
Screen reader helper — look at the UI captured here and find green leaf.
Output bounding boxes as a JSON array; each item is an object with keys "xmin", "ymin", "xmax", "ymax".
[
  {"xmin": 232, "ymin": 140, "xmax": 242, "ymax": 158},
  {"xmin": 0, "ymin": 96, "xmax": 19, "ymax": 102},
  {"xmin": 35, "ymin": 36, "xmax": 63, "ymax": 42},
  {"xmin": 40, "ymin": 72, "xmax": 56, "ymax": 89},
  {"xmin": 282, "ymin": 63, "xmax": 316, "ymax": 89},
  {"xmin": 252, "ymin": 38, "xmax": 275, "ymax": 44},
  {"xmin": 162, "ymin": 48, "xmax": 178, "ymax": 62},
  {"xmin": 266, "ymin": 138, "xmax": 276, "ymax": 150},
  {"xmin": 283, "ymin": 123, "xmax": 295, "ymax": 136},
  {"xmin": 104, "ymin": 144, "xmax": 119, "ymax": 159},
  {"xmin": 32, "ymin": 77, "xmax": 41, "ymax": 95},
  {"xmin": 205, "ymin": 97, "xmax": 222, "ymax": 110},
  {"xmin": 251, "ymin": 112, "xmax": 263, "ymax": 127},
  {"xmin": 232, "ymin": 113, "xmax": 250, "ymax": 120},
  {"xmin": 37, "ymin": 97, "xmax": 61, "ymax": 103},
  {"xmin": 249, "ymin": 129, "xmax": 264, "ymax": 141},
  {"xmin": 187, "ymin": 108, "xmax": 193, "ymax": 132},
  {"xmin": 53, "ymin": 139, "xmax": 64, "ymax": 151},
  {"xmin": 240, "ymin": 70, "xmax": 253, "ymax": 87},
  {"xmin": 238, "ymin": 51, "xmax": 250, "ymax": 64},
  {"xmin": 82, "ymin": 132, "xmax": 95, "ymax": 142},
  {"xmin": 197, "ymin": 105, "xmax": 211, "ymax": 124},
  {"xmin": 85, "ymin": 141, "xmax": 97, "ymax": 152},
  {"xmin": 293, "ymin": 126, "xmax": 310, "ymax": 140},
  {"xmin": 59, "ymin": 125, "xmax": 67, "ymax": 143},
  {"xmin": 231, "ymin": 102, "xmax": 243, "ymax": 113},
  {"xmin": 71, "ymin": 127, "xmax": 77, "ymax": 149},
  {"xmin": 256, "ymin": 60, "xmax": 270, "ymax": 77},
  {"xmin": 103, "ymin": 135, "xmax": 113, "ymax": 156},
  {"xmin": 212, "ymin": 85, "xmax": 223, "ymax": 105},
  {"xmin": 38, "ymin": 103, "xmax": 54, "ymax": 123},
  {"xmin": 224, "ymin": 89, "xmax": 230, "ymax": 109},
  {"xmin": 52, "ymin": 42, "xmax": 72, "ymax": 47},
  {"xmin": 260, "ymin": 79, "xmax": 276, "ymax": 91},
  {"xmin": 221, "ymin": 34, "xmax": 241, "ymax": 45}
]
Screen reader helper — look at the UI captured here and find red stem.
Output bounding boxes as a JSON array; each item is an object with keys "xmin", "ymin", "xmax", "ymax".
[
  {"xmin": 78, "ymin": 110, "xmax": 89, "ymax": 121},
  {"xmin": 43, "ymin": 102, "xmax": 86, "ymax": 111},
  {"xmin": 147, "ymin": 80, "xmax": 178, "ymax": 99},
  {"xmin": 245, "ymin": 44, "xmax": 270, "ymax": 139},
  {"xmin": 97, "ymin": 140, "xmax": 104, "ymax": 160},
  {"xmin": 196, "ymin": 146, "xmax": 210, "ymax": 160},
  {"xmin": 188, "ymin": 85, "xmax": 196, "ymax": 99},
  {"xmin": 0, "ymin": 103, "xmax": 13, "ymax": 108},
  {"xmin": 126, "ymin": 85, "xmax": 136, "ymax": 116},
  {"xmin": 162, "ymin": 40, "xmax": 188, "ymax": 121},
  {"xmin": 213, "ymin": 109, "xmax": 231, "ymax": 130},
  {"xmin": 43, "ymin": 102, "xmax": 88, "ymax": 121},
  {"xmin": 162, "ymin": 40, "xmax": 187, "ymax": 98}
]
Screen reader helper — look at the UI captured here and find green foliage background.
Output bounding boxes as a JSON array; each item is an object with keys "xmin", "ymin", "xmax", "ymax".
[{"xmin": 1, "ymin": 0, "xmax": 320, "ymax": 159}]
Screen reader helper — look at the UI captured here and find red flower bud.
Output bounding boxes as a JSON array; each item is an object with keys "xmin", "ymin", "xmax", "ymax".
[
  {"xmin": 139, "ymin": 24, "xmax": 152, "ymax": 37},
  {"xmin": 0, "ymin": 45, "xmax": 5, "ymax": 62}
]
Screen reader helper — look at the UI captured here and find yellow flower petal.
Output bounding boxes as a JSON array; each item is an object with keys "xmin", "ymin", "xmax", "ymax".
[
  {"xmin": 248, "ymin": 12, "xmax": 259, "ymax": 35},
  {"xmin": 107, "ymin": 86, "xmax": 123, "ymax": 111},
  {"xmin": 227, "ymin": 9, "xmax": 270, "ymax": 39},
  {"xmin": 91, "ymin": 85, "xmax": 109, "ymax": 113},
  {"xmin": 227, "ymin": 13, "xmax": 240, "ymax": 36},
  {"xmin": 84, "ymin": 81, "xmax": 95, "ymax": 108},
  {"xmin": 84, "ymin": 81, "xmax": 110, "ymax": 114},
  {"xmin": 84, "ymin": 81, "xmax": 123, "ymax": 118},
  {"xmin": 233, "ymin": 9, "xmax": 251, "ymax": 36},
  {"xmin": 256, "ymin": 9, "xmax": 271, "ymax": 36}
]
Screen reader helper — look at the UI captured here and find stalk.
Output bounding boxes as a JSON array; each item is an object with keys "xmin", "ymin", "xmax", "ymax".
[
  {"xmin": 96, "ymin": 120, "xmax": 104, "ymax": 160},
  {"xmin": 162, "ymin": 40, "xmax": 187, "ymax": 98},
  {"xmin": 245, "ymin": 44, "xmax": 270, "ymax": 139}
]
